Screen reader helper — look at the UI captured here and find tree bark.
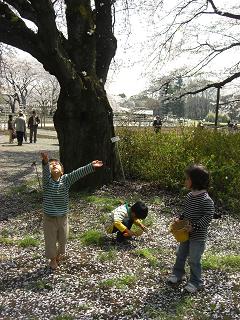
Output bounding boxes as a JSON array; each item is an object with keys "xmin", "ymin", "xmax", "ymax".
[
  {"xmin": 54, "ymin": 76, "xmax": 116, "ymax": 190},
  {"xmin": 0, "ymin": 1, "xmax": 118, "ymax": 190}
]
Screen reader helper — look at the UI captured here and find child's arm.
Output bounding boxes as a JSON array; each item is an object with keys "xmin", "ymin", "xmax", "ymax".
[
  {"xmin": 191, "ymin": 198, "xmax": 215, "ymax": 232},
  {"xmin": 41, "ymin": 152, "xmax": 50, "ymax": 187},
  {"xmin": 66, "ymin": 160, "xmax": 103, "ymax": 186},
  {"xmin": 133, "ymin": 219, "xmax": 148, "ymax": 232}
]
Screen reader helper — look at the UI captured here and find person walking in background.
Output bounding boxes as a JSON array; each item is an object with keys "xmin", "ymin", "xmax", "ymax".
[
  {"xmin": 7, "ymin": 115, "xmax": 14, "ymax": 144},
  {"xmin": 14, "ymin": 111, "xmax": 26, "ymax": 146},
  {"xmin": 28, "ymin": 110, "xmax": 40, "ymax": 143},
  {"xmin": 153, "ymin": 115, "xmax": 162, "ymax": 133}
]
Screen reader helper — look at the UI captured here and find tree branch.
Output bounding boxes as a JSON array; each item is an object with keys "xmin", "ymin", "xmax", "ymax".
[
  {"xmin": 64, "ymin": 0, "xmax": 96, "ymax": 74},
  {"xmin": 95, "ymin": 0, "xmax": 117, "ymax": 83},
  {"xmin": 4, "ymin": 0, "xmax": 38, "ymax": 24},
  {"xmin": 29, "ymin": 0, "xmax": 59, "ymax": 48},
  {"xmin": 208, "ymin": 0, "xmax": 240, "ymax": 20},
  {"xmin": 0, "ymin": 3, "xmax": 42, "ymax": 60},
  {"xmin": 178, "ymin": 72, "xmax": 240, "ymax": 99}
]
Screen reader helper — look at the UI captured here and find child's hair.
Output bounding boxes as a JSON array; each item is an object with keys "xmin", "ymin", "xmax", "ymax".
[
  {"xmin": 185, "ymin": 164, "xmax": 210, "ymax": 190},
  {"xmin": 131, "ymin": 201, "xmax": 148, "ymax": 219},
  {"xmin": 49, "ymin": 158, "xmax": 64, "ymax": 174},
  {"xmin": 9, "ymin": 115, "xmax": 12, "ymax": 119}
]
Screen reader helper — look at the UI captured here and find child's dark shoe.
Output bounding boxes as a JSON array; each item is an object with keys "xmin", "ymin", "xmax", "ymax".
[{"xmin": 184, "ymin": 282, "xmax": 198, "ymax": 293}]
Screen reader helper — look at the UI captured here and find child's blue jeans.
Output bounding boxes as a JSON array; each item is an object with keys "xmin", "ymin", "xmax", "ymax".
[{"xmin": 172, "ymin": 240, "xmax": 206, "ymax": 288}]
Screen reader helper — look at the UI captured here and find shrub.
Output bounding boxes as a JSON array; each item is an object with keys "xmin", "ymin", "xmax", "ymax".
[{"xmin": 117, "ymin": 127, "xmax": 240, "ymax": 215}]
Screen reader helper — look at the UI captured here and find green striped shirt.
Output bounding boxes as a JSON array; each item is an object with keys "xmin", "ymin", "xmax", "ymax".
[{"xmin": 42, "ymin": 162, "xmax": 94, "ymax": 216}]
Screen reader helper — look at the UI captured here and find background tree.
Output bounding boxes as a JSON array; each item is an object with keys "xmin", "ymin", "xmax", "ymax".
[
  {"xmin": 0, "ymin": 0, "xmax": 117, "ymax": 189},
  {"xmin": 1, "ymin": 59, "xmax": 37, "ymax": 112},
  {"xmin": 31, "ymin": 73, "xmax": 60, "ymax": 126},
  {"xmin": 145, "ymin": 1, "xmax": 240, "ymax": 107}
]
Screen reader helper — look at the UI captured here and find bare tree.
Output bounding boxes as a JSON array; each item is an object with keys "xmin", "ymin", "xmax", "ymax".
[
  {"xmin": 1, "ymin": 59, "xmax": 37, "ymax": 112},
  {"xmin": 31, "ymin": 74, "xmax": 60, "ymax": 126},
  {"xmin": 146, "ymin": 1, "xmax": 240, "ymax": 96}
]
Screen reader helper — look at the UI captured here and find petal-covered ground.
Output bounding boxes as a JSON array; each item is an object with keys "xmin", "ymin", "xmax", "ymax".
[{"xmin": 0, "ymin": 136, "xmax": 239, "ymax": 320}]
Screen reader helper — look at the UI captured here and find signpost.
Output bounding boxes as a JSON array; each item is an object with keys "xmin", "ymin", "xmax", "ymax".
[{"xmin": 111, "ymin": 136, "xmax": 126, "ymax": 183}]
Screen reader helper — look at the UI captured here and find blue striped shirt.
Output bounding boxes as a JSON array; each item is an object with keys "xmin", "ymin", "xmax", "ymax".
[{"xmin": 42, "ymin": 163, "xmax": 94, "ymax": 216}]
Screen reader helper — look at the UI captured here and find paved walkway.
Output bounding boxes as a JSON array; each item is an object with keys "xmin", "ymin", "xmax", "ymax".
[{"xmin": 0, "ymin": 131, "xmax": 59, "ymax": 190}]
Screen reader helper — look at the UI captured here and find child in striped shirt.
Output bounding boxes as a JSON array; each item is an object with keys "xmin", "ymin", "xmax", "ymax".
[
  {"xmin": 41, "ymin": 152, "xmax": 103, "ymax": 269},
  {"xmin": 168, "ymin": 164, "xmax": 215, "ymax": 293}
]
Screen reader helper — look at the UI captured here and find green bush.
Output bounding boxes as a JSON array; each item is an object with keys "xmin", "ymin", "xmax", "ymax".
[{"xmin": 117, "ymin": 127, "xmax": 240, "ymax": 215}]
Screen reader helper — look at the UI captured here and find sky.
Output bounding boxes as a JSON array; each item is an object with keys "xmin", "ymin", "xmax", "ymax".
[
  {"xmin": 8, "ymin": 0, "xmax": 240, "ymax": 99},
  {"xmin": 106, "ymin": 0, "xmax": 240, "ymax": 97}
]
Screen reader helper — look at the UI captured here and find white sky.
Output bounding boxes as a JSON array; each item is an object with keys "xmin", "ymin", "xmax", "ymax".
[
  {"xmin": 9, "ymin": 0, "xmax": 240, "ymax": 98},
  {"xmin": 107, "ymin": 0, "xmax": 240, "ymax": 97}
]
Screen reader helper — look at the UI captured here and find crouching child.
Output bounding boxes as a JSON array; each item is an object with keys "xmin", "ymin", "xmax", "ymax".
[{"xmin": 105, "ymin": 201, "xmax": 148, "ymax": 242}]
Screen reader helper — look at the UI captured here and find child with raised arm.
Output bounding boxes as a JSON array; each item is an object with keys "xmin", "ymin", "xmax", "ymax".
[
  {"xmin": 105, "ymin": 201, "xmax": 148, "ymax": 242},
  {"xmin": 41, "ymin": 152, "xmax": 103, "ymax": 269},
  {"xmin": 168, "ymin": 164, "xmax": 215, "ymax": 293}
]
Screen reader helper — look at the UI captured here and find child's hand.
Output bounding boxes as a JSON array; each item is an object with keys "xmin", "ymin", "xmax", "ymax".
[
  {"xmin": 184, "ymin": 223, "xmax": 193, "ymax": 232},
  {"xmin": 92, "ymin": 160, "xmax": 103, "ymax": 168},
  {"xmin": 41, "ymin": 152, "xmax": 49, "ymax": 164},
  {"xmin": 123, "ymin": 229, "xmax": 135, "ymax": 237}
]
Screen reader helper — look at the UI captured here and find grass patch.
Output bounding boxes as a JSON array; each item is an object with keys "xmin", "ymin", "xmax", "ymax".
[
  {"xmin": 150, "ymin": 196, "xmax": 163, "ymax": 205},
  {"xmin": 7, "ymin": 178, "xmax": 40, "ymax": 195},
  {"xmin": 133, "ymin": 248, "xmax": 158, "ymax": 267},
  {"xmin": 19, "ymin": 236, "xmax": 40, "ymax": 248},
  {"xmin": 80, "ymin": 230, "xmax": 105, "ymax": 246},
  {"xmin": 0, "ymin": 229, "xmax": 11, "ymax": 237},
  {"xmin": 144, "ymin": 296, "xmax": 208, "ymax": 320},
  {"xmin": 143, "ymin": 215, "xmax": 154, "ymax": 227},
  {"xmin": 202, "ymin": 253, "xmax": 240, "ymax": 271},
  {"xmin": 30, "ymin": 280, "xmax": 53, "ymax": 291},
  {"xmin": 0, "ymin": 237, "xmax": 16, "ymax": 245},
  {"xmin": 98, "ymin": 249, "xmax": 117, "ymax": 262},
  {"xmin": 81, "ymin": 195, "xmax": 123, "ymax": 207},
  {"xmin": 0, "ymin": 235, "xmax": 40, "ymax": 247},
  {"xmin": 100, "ymin": 274, "xmax": 137, "ymax": 289}
]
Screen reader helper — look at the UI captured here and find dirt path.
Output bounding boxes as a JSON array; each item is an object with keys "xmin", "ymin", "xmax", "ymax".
[{"xmin": 0, "ymin": 132, "xmax": 59, "ymax": 190}]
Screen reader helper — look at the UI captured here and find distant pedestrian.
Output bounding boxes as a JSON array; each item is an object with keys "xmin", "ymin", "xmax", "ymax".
[
  {"xmin": 153, "ymin": 115, "xmax": 162, "ymax": 133},
  {"xmin": 7, "ymin": 115, "xmax": 14, "ymax": 144},
  {"xmin": 227, "ymin": 120, "xmax": 234, "ymax": 132},
  {"xmin": 14, "ymin": 111, "xmax": 26, "ymax": 146},
  {"xmin": 28, "ymin": 110, "xmax": 40, "ymax": 143}
]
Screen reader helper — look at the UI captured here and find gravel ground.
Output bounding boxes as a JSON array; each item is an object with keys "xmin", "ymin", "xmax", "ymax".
[{"xmin": 0, "ymin": 133, "xmax": 239, "ymax": 320}]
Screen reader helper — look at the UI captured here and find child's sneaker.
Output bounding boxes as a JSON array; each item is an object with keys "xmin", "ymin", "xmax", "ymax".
[
  {"xmin": 185, "ymin": 282, "xmax": 198, "ymax": 293},
  {"xmin": 167, "ymin": 274, "xmax": 180, "ymax": 284}
]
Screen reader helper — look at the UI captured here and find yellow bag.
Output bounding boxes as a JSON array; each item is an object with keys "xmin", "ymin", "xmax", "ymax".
[{"xmin": 169, "ymin": 219, "xmax": 189, "ymax": 242}]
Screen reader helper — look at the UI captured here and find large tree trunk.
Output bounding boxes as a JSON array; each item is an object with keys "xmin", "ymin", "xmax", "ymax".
[{"xmin": 54, "ymin": 78, "xmax": 116, "ymax": 190}]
